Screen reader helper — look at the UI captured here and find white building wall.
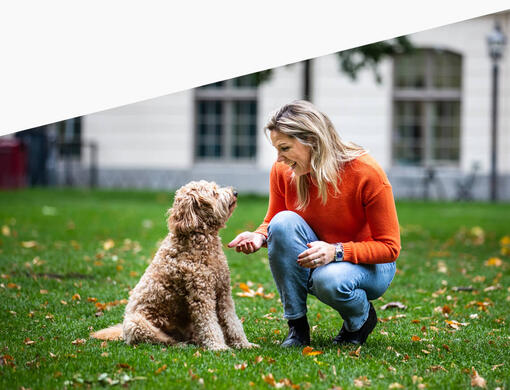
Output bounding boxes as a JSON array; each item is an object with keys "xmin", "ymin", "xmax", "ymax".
[
  {"xmin": 83, "ymin": 90, "xmax": 193, "ymax": 169},
  {"xmin": 314, "ymin": 54, "xmax": 393, "ymax": 170},
  {"xmin": 408, "ymin": 13, "xmax": 509, "ymax": 174},
  {"xmin": 258, "ymin": 63, "xmax": 303, "ymax": 170},
  {"xmin": 499, "ymin": 12, "xmax": 510, "ymax": 176}
]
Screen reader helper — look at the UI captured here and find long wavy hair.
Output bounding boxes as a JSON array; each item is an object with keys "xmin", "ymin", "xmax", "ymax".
[{"xmin": 265, "ymin": 100, "xmax": 366, "ymax": 209}]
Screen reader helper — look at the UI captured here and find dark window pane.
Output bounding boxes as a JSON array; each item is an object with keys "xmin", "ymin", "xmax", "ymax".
[{"xmin": 196, "ymin": 101, "xmax": 223, "ymax": 158}]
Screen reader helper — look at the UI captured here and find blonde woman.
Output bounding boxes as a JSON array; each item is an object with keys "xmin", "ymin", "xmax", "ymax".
[{"xmin": 228, "ymin": 100, "xmax": 400, "ymax": 347}]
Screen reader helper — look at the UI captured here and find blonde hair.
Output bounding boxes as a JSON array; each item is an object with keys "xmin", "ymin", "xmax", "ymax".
[{"xmin": 265, "ymin": 100, "xmax": 366, "ymax": 209}]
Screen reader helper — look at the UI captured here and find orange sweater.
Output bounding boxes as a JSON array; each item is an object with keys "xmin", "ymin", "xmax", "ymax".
[{"xmin": 255, "ymin": 154, "xmax": 401, "ymax": 264}]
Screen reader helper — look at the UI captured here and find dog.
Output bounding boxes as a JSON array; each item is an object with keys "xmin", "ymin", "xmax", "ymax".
[{"xmin": 91, "ymin": 180, "xmax": 256, "ymax": 351}]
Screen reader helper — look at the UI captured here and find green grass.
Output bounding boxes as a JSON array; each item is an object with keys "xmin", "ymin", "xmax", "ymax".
[{"xmin": 0, "ymin": 189, "xmax": 509, "ymax": 389}]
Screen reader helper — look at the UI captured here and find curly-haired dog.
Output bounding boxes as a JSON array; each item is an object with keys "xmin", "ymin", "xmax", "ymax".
[{"xmin": 91, "ymin": 180, "xmax": 256, "ymax": 350}]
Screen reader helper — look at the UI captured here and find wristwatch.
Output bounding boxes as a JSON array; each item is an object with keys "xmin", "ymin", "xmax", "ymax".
[{"xmin": 334, "ymin": 243, "xmax": 344, "ymax": 262}]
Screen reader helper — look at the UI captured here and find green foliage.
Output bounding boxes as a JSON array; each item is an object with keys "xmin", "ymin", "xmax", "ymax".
[
  {"xmin": 0, "ymin": 189, "xmax": 509, "ymax": 389},
  {"xmin": 337, "ymin": 36, "xmax": 414, "ymax": 83}
]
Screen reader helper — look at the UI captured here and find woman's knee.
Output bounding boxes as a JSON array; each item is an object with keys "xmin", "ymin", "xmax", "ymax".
[
  {"xmin": 268, "ymin": 211, "xmax": 303, "ymax": 238},
  {"xmin": 311, "ymin": 266, "xmax": 356, "ymax": 303}
]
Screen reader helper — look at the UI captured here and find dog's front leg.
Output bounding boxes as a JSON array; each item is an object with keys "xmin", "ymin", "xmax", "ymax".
[
  {"xmin": 217, "ymin": 284, "xmax": 258, "ymax": 349},
  {"xmin": 187, "ymin": 288, "xmax": 230, "ymax": 351}
]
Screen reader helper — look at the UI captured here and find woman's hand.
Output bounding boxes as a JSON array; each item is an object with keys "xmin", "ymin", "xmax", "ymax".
[
  {"xmin": 297, "ymin": 241, "xmax": 335, "ymax": 269},
  {"xmin": 227, "ymin": 232, "xmax": 266, "ymax": 254}
]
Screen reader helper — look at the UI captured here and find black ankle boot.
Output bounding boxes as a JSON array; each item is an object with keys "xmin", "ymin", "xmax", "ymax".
[
  {"xmin": 281, "ymin": 316, "xmax": 310, "ymax": 348},
  {"xmin": 332, "ymin": 302, "xmax": 378, "ymax": 345}
]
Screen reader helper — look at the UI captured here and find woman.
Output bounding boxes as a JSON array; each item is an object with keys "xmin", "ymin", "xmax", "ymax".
[{"xmin": 228, "ymin": 100, "xmax": 400, "ymax": 347}]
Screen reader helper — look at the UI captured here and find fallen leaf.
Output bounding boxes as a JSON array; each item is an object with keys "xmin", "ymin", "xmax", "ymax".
[
  {"xmin": 21, "ymin": 241, "xmax": 38, "ymax": 248},
  {"xmin": 429, "ymin": 365, "xmax": 447, "ymax": 372},
  {"xmin": 491, "ymin": 363, "xmax": 504, "ymax": 371},
  {"xmin": 380, "ymin": 302, "xmax": 407, "ymax": 310},
  {"xmin": 389, "ymin": 383, "xmax": 404, "ymax": 389},
  {"xmin": 349, "ymin": 346, "xmax": 362, "ymax": 357},
  {"xmin": 72, "ymin": 293, "xmax": 81, "ymax": 301},
  {"xmin": 234, "ymin": 362, "xmax": 247, "ymax": 370},
  {"xmin": 484, "ymin": 257, "xmax": 502, "ymax": 267},
  {"xmin": 7, "ymin": 283, "xmax": 20, "ymax": 290},
  {"xmin": 445, "ymin": 320, "xmax": 469, "ymax": 330},
  {"xmin": 1, "ymin": 225, "xmax": 10, "ymax": 236},
  {"xmin": 470, "ymin": 367, "xmax": 486, "ymax": 388},
  {"xmin": 302, "ymin": 346, "xmax": 323, "ymax": 356},
  {"xmin": 254, "ymin": 356, "xmax": 263, "ymax": 364},
  {"xmin": 411, "ymin": 335, "xmax": 421, "ymax": 342},
  {"xmin": 155, "ymin": 364, "xmax": 167, "ymax": 375},
  {"xmin": 24, "ymin": 338, "xmax": 35, "ymax": 345},
  {"xmin": 103, "ymin": 239, "xmax": 115, "ymax": 251},
  {"xmin": 353, "ymin": 376, "xmax": 371, "ymax": 388},
  {"xmin": 71, "ymin": 338, "xmax": 86, "ymax": 345},
  {"xmin": 40, "ymin": 289, "xmax": 48, "ymax": 295}
]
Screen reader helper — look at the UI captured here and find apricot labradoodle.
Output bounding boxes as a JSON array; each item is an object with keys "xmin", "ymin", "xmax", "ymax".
[{"xmin": 91, "ymin": 180, "xmax": 256, "ymax": 351}]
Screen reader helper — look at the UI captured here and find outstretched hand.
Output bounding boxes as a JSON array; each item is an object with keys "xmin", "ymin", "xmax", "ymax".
[{"xmin": 228, "ymin": 231, "xmax": 266, "ymax": 254}]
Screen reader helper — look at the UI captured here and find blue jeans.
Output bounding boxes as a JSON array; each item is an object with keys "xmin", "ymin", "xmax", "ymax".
[{"xmin": 267, "ymin": 211, "xmax": 396, "ymax": 332}]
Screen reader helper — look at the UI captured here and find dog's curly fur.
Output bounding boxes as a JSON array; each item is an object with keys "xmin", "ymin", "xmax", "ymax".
[{"xmin": 91, "ymin": 180, "xmax": 256, "ymax": 351}]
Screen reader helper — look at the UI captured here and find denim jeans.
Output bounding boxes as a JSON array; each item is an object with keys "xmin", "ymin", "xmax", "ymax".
[{"xmin": 267, "ymin": 210, "xmax": 396, "ymax": 332}]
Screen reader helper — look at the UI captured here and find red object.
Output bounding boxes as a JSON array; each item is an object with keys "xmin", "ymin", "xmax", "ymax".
[{"xmin": 0, "ymin": 139, "xmax": 27, "ymax": 188}]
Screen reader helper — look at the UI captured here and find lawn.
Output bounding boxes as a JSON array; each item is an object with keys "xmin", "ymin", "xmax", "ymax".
[{"xmin": 0, "ymin": 189, "xmax": 509, "ymax": 389}]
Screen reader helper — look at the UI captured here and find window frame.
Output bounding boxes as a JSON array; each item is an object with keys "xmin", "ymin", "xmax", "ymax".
[
  {"xmin": 391, "ymin": 48, "xmax": 462, "ymax": 168},
  {"xmin": 194, "ymin": 78, "xmax": 258, "ymax": 165}
]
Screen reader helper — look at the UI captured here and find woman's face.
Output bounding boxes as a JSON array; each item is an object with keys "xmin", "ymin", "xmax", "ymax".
[{"xmin": 270, "ymin": 131, "xmax": 312, "ymax": 176}]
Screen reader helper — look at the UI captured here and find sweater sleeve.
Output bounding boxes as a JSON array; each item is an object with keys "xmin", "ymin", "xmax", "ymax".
[
  {"xmin": 254, "ymin": 163, "xmax": 287, "ymax": 238},
  {"xmin": 342, "ymin": 184, "xmax": 401, "ymax": 264}
]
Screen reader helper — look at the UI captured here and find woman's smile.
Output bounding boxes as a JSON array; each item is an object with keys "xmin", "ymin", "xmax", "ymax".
[{"xmin": 270, "ymin": 131, "xmax": 311, "ymax": 176}]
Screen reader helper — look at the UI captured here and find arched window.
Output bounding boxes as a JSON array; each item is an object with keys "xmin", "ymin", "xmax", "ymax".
[{"xmin": 392, "ymin": 49, "xmax": 462, "ymax": 166}]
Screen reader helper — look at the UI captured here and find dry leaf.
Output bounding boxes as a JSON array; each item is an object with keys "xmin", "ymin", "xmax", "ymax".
[
  {"xmin": 389, "ymin": 383, "xmax": 404, "ymax": 389},
  {"xmin": 2, "ymin": 225, "xmax": 11, "ymax": 236},
  {"xmin": 234, "ymin": 362, "xmax": 247, "ymax": 370},
  {"xmin": 24, "ymin": 338, "xmax": 35, "ymax": 345},
  {"xmin": 103, "ymin": 239, "xmax": 115, "ymax": 250},
  {"xmin": 40, "ymin": 289, "xmax": 48, "ymax": 295},
  {"xmin": 254, "ymin": 356, "xmax": 263, "ymax": 364},
  {"xmin": 411, "ymin": 335, "xmax": 421, "ymax": 342},
  {"xmin": 353, "ymin": 376, "xmax": 371, "ymax": 388},
  {"xmin": 71, "ymin": 293, "xmax": 81, "ymax": 301},
  {"xmin": 21, "ymin": 241, "xmax": 38, "ymax": 248},
  {"xmin": 380, "ymin": 302, "xmax": 407, "ymax": 310},
  {"xmin": 429, "ymin": 365, "xmax": 447, "ymax": 372},
  {"xmin": 71, "ymin": 338, "xmax": 86, "ymax": 345},
  {"xmin": 349, "ymin": 346, "xmax": 362, "ymax": 357},
  {"xmin": 302, "ymin": 346, "xmax": 323, "ymax": 356},
  {"xmin": 155, "ymin": 364, "xmax": 167, "ymax": 375},
  {"xmin": 484, "ymin": 257, "xmax": 502, "ymax": 267},
  {"xmin": 491, "ymin": 363, "xmax": 504, "ymax": 371},
  {"xmin": 470, "ymin": 367, "xmax": 486, "ymax": 388}
]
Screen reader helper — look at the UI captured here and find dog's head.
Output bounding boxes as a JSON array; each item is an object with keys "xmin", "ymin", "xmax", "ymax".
[{"xmin": 168, "ymin": 180, "xmax": 238, "ymax": 236}]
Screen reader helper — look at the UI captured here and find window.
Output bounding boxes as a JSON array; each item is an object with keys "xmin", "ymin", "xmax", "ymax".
[
  {"xmin": 392, "ymin": 49, "xmax": 462, "ymax": 166},
  {"xmin": 195, "ymin": 74, "xmax": 258, "ymax": 162}
]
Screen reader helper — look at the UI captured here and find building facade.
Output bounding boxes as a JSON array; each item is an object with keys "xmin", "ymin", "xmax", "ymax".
[{"xmin": 81, "ymin": 12, "xmax": 510, "ymax": 199}]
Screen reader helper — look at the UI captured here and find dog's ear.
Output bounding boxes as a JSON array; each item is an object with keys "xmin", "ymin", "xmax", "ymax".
[{"xmin": 167, "ymin": 193, "xmax": 204, "ymax": 235}]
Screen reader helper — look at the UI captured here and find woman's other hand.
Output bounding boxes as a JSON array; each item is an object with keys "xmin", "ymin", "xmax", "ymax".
[
  {"xmin": 228, "ymin": 232, "xmax": 266, "ymax": 254},
  {"xmin": 297, "ymin": 241, "xmax": 335, "ymax": 268}
]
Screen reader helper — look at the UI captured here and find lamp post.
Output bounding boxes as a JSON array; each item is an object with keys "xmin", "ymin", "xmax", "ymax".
[{"xmin": 487, "ymin": 22, "xmax": 506, "ymax": 201}]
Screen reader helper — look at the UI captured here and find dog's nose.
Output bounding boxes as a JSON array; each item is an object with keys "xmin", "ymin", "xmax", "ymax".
[{"xmin": 233, "ymin": 191, "xmax": 238, "ymax": 198}]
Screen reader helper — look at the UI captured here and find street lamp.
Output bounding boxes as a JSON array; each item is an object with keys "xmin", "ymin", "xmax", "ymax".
[{"xmin": 487, "ymin": 22, "xmax": 506, "ymax": 201}]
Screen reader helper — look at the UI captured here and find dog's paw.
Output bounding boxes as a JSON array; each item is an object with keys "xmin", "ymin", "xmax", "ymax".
[
  {"xmin": 207, "ymin": 343, "xmax": 230, "ymax": 351},
  {"xmin": 232, "ymin": 341, "xmax": 259, "ymax": 349}
]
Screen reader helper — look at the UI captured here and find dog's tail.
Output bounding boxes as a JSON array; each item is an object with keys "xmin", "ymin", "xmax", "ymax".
[{"xmin": 90, "ymin": 323, "xmax": 123, "ymax": 341}]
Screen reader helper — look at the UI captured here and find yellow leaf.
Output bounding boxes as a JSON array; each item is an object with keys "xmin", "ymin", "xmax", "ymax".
[
  {"xmin": 72, "ymin": 293, "xmax": 81, "ymax": 301},
  {"xmin": 239, "ymin": 282, "xmax": 251, "ymax": 292},
  {"xmin": 103, "ymin": 239, "xmax": 115, "ymax": 250},
  {"xmin": 411, "ymin": 335, "xmax": 421, "ymax": 342},
  {"xmin": 21, "ymin": 241, "xmax": 37, "ymax": 248},
  {"xmin": 40, "ymin": 289, "xmax": 48, "ymax": 295},
  {"xmin": 1, "ymin": 225, "xmax": 10, "ymax": 236},
  {"xmin": 389, "ymin": 383, "xmax": 404, "ymax": 389},
  {"xmin": 485, "ymin": 257, "xmax": 503, "ymax": 267},
  {"xmin": 302, "ymin": 346, "xmax": 323, "ymax": 356}
]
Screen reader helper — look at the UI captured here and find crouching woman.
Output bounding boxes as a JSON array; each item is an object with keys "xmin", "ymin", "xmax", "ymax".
[{"xmin": 229, "ymin": 100, "xmax": 400, "ymax": 347}]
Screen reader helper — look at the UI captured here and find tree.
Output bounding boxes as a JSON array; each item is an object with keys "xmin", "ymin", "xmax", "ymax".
[{"xmin": 254, "ymin": 36, "xmax": 414, "ymax": 102}]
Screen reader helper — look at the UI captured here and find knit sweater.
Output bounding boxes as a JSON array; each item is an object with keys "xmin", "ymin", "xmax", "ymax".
[{"xmin": 254, "ymin": 154, "xmax": 401, "ymax": 264}]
